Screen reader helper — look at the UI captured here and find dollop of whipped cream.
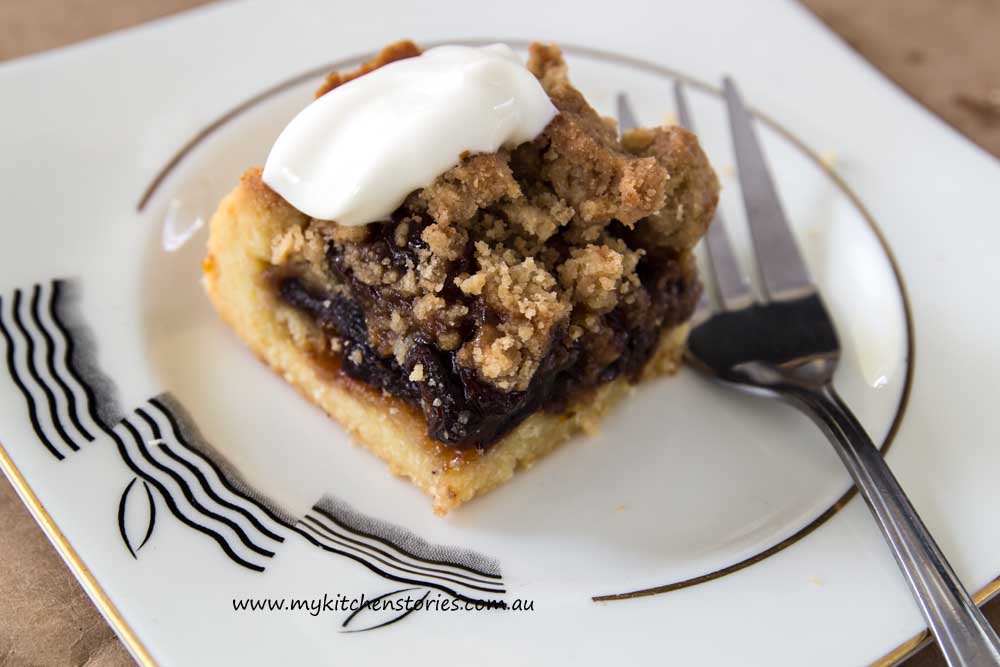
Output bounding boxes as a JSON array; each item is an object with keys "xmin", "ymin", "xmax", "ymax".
[{"xmin": 262, "ymin": 44, "xmax": 558, "ymax": 226}]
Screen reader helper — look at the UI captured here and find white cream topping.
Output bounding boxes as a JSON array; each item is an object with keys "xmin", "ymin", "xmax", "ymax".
[{"xmin": 262, "ymin": 44, "xmax": 557, "ymax": 226}]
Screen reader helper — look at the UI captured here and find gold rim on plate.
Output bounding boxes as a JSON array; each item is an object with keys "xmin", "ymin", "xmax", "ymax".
[{"xmin": 0, "ymin": 443, "xmax": 156, "ymax": 667}]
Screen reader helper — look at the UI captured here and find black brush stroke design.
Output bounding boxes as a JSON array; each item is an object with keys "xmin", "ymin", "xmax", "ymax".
[
  {"xmin": 300, "ymin": 519, "xmax": 499, "ymax": 595},
  {"xmin": 289, "ymin": 522, "xmax": 504, "ymax": 608},
  {"xmin": 118, "ymin": 478, "xmax": 157, "ymax": 558},
  {"xmin": 0, "ymin": 280, "xmax": 120, "ymax": 459},
  {"xmin": 131, "ymin": 407, "xmax": 276, "ymax": 558},
  {"xmin": 301, "ymin": 513, "xmax": 504, "ymax": 593},
  {"xmin": 0, "ymin": 294, "xmax": 63, "ymax": 459},
  {"xmin": 31, "ymin": 284, "xmax": 93, "ymax": 442},
  {"xmin": 340, "ymin": 588, "xmax": 430, "ymax": 633},
  {"xmin": 10, "ymin": 289, "xmax": 76, "ymax": 452},
  {"xmin": 156, "ymin": 441, "xmax": 285, "ymax": 543},
  {"xmin": 48, "ymin": 279, "xmax": 122, "ymax": 429},
  {"xmin": 148, "ymin": 395, "xmax": 293, "ymax": 532},
  {"xmin": 313, "ymin": 496, "xmax": 502, "ymax": 580}
]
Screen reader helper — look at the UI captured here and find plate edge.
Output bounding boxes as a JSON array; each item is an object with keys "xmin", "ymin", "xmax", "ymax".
[
  {"xmin": 0, "ymin": 440, "xmax": 158, "ymax": 667},
  {"xmin": 3, "ymin": 35, "xmax": 987, "ymax": 667},
  {"xmin": 872, "ymin": 576, "xmax": 1000, "ymax": 667}
]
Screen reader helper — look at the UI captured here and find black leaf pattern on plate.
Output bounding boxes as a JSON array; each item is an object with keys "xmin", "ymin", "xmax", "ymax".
[
  {"xmin": 340, "ymin": 587, "xmax": 431, "ymax": 633},
  {"xmin": 117, "ymin": 477, "xmax": 157, "ymax": 558}
]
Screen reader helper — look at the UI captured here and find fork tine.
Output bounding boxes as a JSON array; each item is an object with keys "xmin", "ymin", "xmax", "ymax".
[
  {"xmin": 615, "ymin": 92, "xmax": 640, "ymax": 134},
  {"xmin": 672, "ymin": 80, "xmax": 695, "ymax": 130},
  {"xmin": 673, "ymin": 81, "xmax": 753, "ymax": 312},
  {"xmin": 619, "ymin": 89, "xmax": 707, "ymax": 318},
  {"xmin": 723, "ymin": 78, "xmax": 814, "ymax": 301}
]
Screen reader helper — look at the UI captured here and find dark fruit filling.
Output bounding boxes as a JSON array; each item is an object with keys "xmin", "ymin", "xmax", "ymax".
[{"xmin": 275, "ymin": 214, "xmax": 699, "ymax": 451}]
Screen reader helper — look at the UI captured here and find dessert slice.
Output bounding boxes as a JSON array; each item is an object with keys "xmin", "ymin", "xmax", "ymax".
[{"xmin": 204, "ymin": 41, "xmax": 719, "ymax": 514}]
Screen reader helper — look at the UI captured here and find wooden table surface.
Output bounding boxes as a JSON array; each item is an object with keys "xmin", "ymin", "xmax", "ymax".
[{"xmin": 1, "ymin": 1, "xmax": 997, "ymax": 665}]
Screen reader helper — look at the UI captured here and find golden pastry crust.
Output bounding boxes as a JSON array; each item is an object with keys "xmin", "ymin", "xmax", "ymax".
[{"xmin": 204, "ymin": 172, "xmax": 688, "ymax": 514}]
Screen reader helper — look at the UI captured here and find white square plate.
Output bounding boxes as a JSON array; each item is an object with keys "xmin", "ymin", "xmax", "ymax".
[{"xmin": 2, "ymin": 1, "xmax": 999, "ymax": 665}]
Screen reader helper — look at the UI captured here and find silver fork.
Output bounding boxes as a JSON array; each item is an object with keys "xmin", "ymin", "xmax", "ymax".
[{"xmin": 617, "ymin": 83, "xmax": 1000, "ymax": 666}]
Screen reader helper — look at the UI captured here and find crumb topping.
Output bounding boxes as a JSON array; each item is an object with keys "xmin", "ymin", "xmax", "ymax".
[
  {"xmin": 314, "ymin": 40, "xmax": 422, "ymax": 98},
  {"xmin": 455, "ymin": 242, "xmax": 570, "ymax": 390},
  {"xmin": 269, "ymin": 41, "xmax": 718, "ymax": 404}
]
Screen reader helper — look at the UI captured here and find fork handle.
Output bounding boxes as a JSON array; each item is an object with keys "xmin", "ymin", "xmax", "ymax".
[{"xmin": 790, "ymin": 384, "xmax": 1000, "ymax": 667}]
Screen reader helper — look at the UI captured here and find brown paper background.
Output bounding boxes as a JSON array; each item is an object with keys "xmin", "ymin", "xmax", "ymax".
[{"xmin": 0, "ymin": 1, "xmax": 997, "ymax": 665}]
